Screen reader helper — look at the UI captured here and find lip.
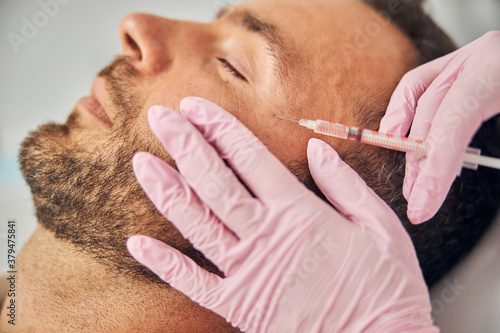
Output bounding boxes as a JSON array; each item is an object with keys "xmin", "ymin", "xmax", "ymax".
[{"xmin": 76, "ymin": 77, "xmax": 113, "ymax": 127}]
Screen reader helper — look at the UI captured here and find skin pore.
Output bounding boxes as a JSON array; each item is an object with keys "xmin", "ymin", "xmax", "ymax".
[{"xmin": 2, "ymin": 0, "xmax": 418, "ymax": 331}]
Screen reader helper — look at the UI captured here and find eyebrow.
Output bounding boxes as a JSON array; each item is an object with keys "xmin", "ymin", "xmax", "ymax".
[{"xmin": 216, "ymin": 7, "xmax": 295, "ymax": 80}]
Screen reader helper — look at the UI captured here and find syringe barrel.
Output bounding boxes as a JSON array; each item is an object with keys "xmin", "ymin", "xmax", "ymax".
[
  {"xmin": 359, "ymin": 129, "xmax": 428, "ymax": 154},
  {"xmin": 310, "ymin": 119, "xmax": 428, "ymax": 155},
  {"xmin": 313, "ymin": 120, "xmax": 349, "ymax": 139}
]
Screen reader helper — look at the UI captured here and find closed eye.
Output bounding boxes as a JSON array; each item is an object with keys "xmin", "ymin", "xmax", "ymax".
[{"xmin": 217, "ymin": 58, "xmax": 247, "ymax": 81}]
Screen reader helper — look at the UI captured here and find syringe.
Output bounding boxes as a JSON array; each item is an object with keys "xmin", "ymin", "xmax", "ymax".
[{"xmin": 276, "ymin": 117, "xmax": 500, "ymax": 171}]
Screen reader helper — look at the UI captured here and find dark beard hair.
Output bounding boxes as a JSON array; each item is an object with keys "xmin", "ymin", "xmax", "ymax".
[{"xmin": 19, "ymin": 57, "xmax": 220, "ymax": 285}]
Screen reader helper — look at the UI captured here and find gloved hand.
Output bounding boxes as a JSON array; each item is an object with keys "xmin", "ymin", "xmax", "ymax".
[
  {"xmin": 379, "ymin": 31, "xmax": 500, "ymax": 224},
  {"xmin": 127, "ymin": 97, "xmax": 438, "ymax": 333}
]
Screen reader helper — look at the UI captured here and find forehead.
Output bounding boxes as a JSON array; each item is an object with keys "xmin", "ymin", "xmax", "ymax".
[
  {"xmin": 228, "ymin": 0, "xmax": 415, "ymax": 70},
  {"xmin": 231, "ymin": 0, "xmax": 379, "ymax": 45}
]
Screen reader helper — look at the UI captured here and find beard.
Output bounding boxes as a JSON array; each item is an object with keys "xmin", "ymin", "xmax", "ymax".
[{"xmin": 19, "ymin": 57, "xmax": 218, "ymax": 285}]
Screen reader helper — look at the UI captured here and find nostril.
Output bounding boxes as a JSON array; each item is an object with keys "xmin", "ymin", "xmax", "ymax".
[{"xmin": 126, "ymin": 33, "xmax": 142, "ymax": 61}]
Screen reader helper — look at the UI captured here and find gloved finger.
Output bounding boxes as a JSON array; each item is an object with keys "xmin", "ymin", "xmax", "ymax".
[
  {"xmin": 179, "ymin": 97, "xmax": 306, "ymax": 202},
  {"xmin": 406, "ymin": 63, "xmax": 500, "ymax": 224},
  {"xmin": 401, "ymin": 61, "xmax": 461, "ymax": 200},
  {"xmin": 132, "ymin": 152, "xmax": 239, "ymax": 271},
  {"xmin": 379, "ymin": 52, "xmax": 453, "ymax": 136},
  {"xmin": 146, "ymin": 105, "xmax": 262, "ymax": 239},
  {"xmin": 127, "ymin": 235, "xmax": 222, "ymax": 306},
  {"xmin": 307, "ymin": 139, "xmax": 408, "ymax": 243}
]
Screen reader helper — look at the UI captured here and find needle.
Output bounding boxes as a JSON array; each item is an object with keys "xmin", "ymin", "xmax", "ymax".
[{"xmin": 275, "ymin": 116, "xmax": 299, "ymax": 123}]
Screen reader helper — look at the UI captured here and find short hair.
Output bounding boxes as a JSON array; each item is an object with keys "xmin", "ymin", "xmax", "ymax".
[{"xmin": 361, "ymin": 0, "xmax": 457, "ymax": 65}]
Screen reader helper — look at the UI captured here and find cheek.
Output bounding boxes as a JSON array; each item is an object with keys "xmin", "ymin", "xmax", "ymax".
[
  {"xmin": 137, "ymin": 76, "xmax": 300, "ymax": 163},
  {"xmin": 251, "ymin": 124, "xmax": 311, "ymax": 166}
]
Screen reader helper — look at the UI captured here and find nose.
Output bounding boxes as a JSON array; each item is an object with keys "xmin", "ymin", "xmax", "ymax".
[{"xmin": 119, "ymin": 13, "xmax": 175, "ymax": 75}]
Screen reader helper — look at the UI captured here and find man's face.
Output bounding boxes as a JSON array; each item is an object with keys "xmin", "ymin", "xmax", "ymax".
[{"xmin": 20, "ymin": 0, "xmax": 416, "ymax": 279}]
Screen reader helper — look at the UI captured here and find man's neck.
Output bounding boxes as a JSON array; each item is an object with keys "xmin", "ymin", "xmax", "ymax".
[{"xmin": 0, "ymin": 226, "xmax": 236, "ymax": 332}]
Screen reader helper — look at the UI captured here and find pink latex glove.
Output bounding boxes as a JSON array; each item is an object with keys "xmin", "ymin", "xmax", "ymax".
[
  {"xmin": 379, "ymin": 31, "xmax": 500, "ymax": 224},
  {"xmin": 127, "ymin": 97, "xmax": 438, "ymax": 333}
]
